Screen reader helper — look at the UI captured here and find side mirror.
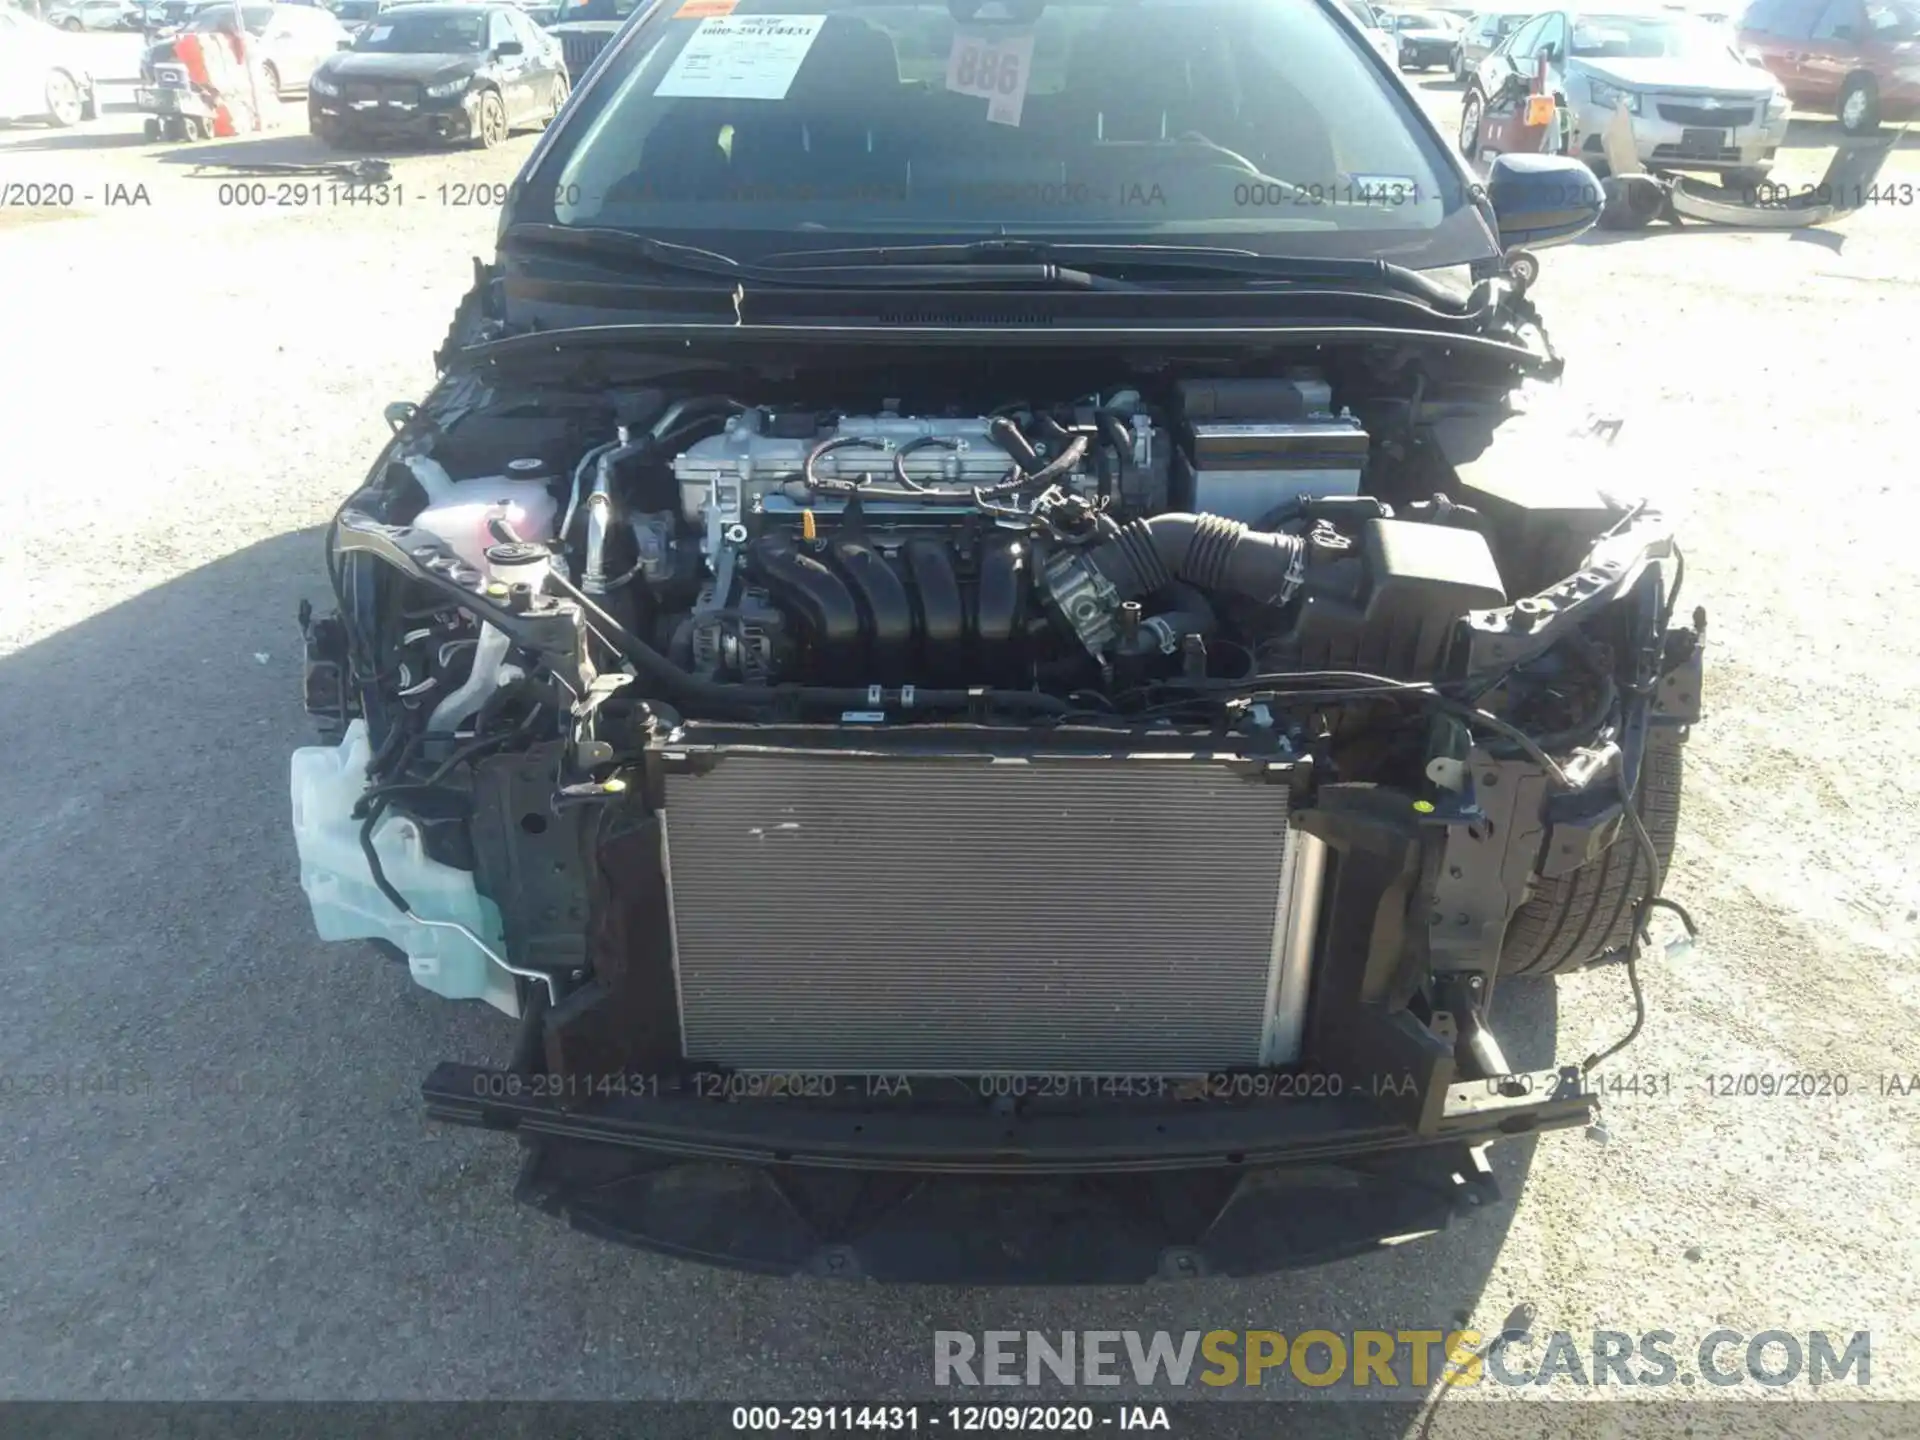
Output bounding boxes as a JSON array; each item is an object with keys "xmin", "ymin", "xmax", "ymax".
[
  {"xmin": 1485, "ymin": 152, "xmax": 1604, "ymax": 250},
  {"xmin": 336, "ymin": 35, "xmax": 350, "ymax": 45},
  {"xmin": 494, "ymin": 37, "xmax": 522, "ymax": 54},
  {"xmin": 1829, "ymin": 21, "xmax": 1853, "ymax": 35}
]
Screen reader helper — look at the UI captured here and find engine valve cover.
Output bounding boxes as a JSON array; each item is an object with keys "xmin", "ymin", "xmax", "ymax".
[{"xmin": 675, "ymin": 408, "xmax": 1148, "ymax": 555}]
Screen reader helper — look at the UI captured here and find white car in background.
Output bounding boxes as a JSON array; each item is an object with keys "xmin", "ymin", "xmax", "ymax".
[
  {"xmin": 0, "ymin": 8, "xmax": 100, "ymax": 124},
  {"xmin": 140, "ymin": 2, "xmax": 351, "ymax": 94},
  {"xmin": 44, "ymin": 0, "xmax": 140, "ymax": 28},
  {"xmin": 1336, "ymin": 0, "xmax": 1405, "ymax": 63},
  {"xmin": 1383, "ymin": 6, "xmax": 1464, "ymax": 67}
]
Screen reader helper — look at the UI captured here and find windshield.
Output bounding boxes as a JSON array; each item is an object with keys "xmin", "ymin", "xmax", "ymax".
[
  {"xmin": 1571, "ymin": 11, "xmax": 1737, "ymax": 56},
  {"xmin": 517, "ymin": 0, "xmax": 1492, "ymax": 269},
  {"xmin": 355, "ymin": 9, "xmax": 487, "ymax": 48}
]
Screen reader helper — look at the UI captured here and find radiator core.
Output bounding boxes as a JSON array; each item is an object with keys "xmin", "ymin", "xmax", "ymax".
[{"xmin": 659, "ymin": 750, "xmax": 1315, "ymax": 1074}]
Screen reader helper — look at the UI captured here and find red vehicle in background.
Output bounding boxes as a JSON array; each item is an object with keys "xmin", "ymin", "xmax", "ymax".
[{"xmin": 1738, "ymin": 0, "xmax": 1920, "ymax": 132}]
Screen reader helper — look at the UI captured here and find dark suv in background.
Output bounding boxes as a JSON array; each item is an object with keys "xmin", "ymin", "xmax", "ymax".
[
  {"xmin": 542, "ymin": 0, "xmax": 641, "ymax": 79},
  {"xmin": 1739, "ymin": 0, "xmax": 1920, "ymax": 131}
]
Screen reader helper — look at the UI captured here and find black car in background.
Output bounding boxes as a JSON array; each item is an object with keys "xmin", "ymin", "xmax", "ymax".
[{"xmin": 308, "ymin": 1, "xmax": 567, "ymax": 147}]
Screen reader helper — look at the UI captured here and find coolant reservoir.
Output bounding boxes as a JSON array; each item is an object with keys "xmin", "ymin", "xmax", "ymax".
[
  {"xmin": 289, "ymin": 720, "xmax": 519, "ymax": 1015},
  {"xmin": 406, "ymin": 455, "xmax": 560, "ymax": 574}
]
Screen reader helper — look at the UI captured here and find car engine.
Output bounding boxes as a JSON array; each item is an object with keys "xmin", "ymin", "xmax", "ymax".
[{"xmin": 329, "ymin": 368, "xmax": 1522, "ymax": 724}]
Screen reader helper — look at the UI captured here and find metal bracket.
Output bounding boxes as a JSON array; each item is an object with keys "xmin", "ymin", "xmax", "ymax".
[
  {"xmin": 1460, "ymin": 518, "xmax": 1673, "ymax": 678},
  {"xmin": 1652, "ymin": 623, "xmax": 1703, "ymax": 725},
  {"xmin": 1426, "ymin": 752, "xmax": 1552, "ymax": 979}
]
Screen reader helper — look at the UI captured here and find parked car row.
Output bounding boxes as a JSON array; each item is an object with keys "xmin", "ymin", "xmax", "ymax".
[
  {"xmin": 1447, "ymin": 0, "xmax": 1916, "ymax": 134},
  {"xmin": 1460, "ymin": 4, "xmax": 1791, "ymax": 190}
]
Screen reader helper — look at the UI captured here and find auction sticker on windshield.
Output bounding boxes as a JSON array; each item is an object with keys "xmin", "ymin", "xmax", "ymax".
[
  {"xmin": 945, "ymin": 27, "xmax": 1035, "ymax": 126},
  {"xmin": 654, "ymin": 15, "xmax": 827, "ymax": 100}
]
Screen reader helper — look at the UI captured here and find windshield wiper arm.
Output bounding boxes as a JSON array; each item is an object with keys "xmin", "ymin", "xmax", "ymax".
[
  {"xmin": 500, "ymin": 224, "xmax": 1118, "ymax": 291},
  {"xmin": 500, "ymin": 223, "xmax": 748, "ymax": 282},
  {"xmin": 759, "ymin": 239, "xmax": 1465, "ymax": 307}
]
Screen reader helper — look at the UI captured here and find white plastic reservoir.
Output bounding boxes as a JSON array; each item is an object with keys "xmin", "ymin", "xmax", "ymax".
[{"xmin": 290, "ymin": 721, "xmax": 519, "ymax": 1016}]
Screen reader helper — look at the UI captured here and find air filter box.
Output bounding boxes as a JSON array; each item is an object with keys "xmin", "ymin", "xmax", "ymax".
[
  {"xmin": 1432, "ymin": 410, "xmax": 1626, "ymax": 597},
  {"xmin": 1293, "ymin": 518, "xmax": 1507, "ymax": 679}
]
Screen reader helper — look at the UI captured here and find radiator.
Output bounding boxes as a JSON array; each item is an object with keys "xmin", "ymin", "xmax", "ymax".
[{"xmin": 658, "ymin": 749, "xmax": 1323, "ymax": 1074}]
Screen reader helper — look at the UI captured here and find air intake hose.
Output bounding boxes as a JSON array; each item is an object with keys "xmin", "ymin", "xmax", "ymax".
[{"xmin": 1087, "ymin": 513, "xmax": 1308, "ymax": 608}]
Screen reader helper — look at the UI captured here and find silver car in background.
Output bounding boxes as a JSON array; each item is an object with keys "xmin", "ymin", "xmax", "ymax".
[{"xmin": 1470, "ymin": 6, "xmax": 1789, "ymax": 182}]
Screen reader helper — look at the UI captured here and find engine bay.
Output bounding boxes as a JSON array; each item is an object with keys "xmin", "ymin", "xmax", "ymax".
[
  {"xmin": 299, "ymin": 346, "xmax": 1665, "ymax": 1026},
  {"xmin": 318, "ymin": 355, "xmax": 1621, "ymax": 756}
]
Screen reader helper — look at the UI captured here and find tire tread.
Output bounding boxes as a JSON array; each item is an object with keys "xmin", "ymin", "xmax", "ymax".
[{"xmin": 1499, "ymin": 728, "xmax": 1684, "ymax": 977}]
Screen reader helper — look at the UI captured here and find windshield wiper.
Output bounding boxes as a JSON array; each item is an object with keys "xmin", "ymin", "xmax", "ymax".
[
  {"xmin": 499, "ymin": 224, "xmax": 748, "ymax": 282},
  {"xmin": 499, "ymin": 224, "xmax": 1124, "ymax": 291},
  {"xmin": 757, "ymin": 239, "xmax": 1467, "ymax": 308}
]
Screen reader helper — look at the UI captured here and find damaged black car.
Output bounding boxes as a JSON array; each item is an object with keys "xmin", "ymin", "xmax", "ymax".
[{"xmin": 291, "ymin": 0, "xmax": 1703, "ymax": 1281}]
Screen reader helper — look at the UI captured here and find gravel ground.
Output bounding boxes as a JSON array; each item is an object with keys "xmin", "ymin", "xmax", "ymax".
[{"xmin": 2, "ymin": 54, "xmax": 1918, "ymax": 1430}]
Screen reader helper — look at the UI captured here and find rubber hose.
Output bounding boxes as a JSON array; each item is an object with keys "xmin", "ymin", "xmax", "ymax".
[{"xmin": 1087, "ymin": 513, "xmax": 1307, "ymax": 607}]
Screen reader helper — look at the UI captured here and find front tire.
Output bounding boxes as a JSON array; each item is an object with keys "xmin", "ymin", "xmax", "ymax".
[
  {"xmin": 45, "ymin": 69, "xmax": 84, "ymax": 127},
  {"xmin": 1459, "ymin": 87, "xmax": 1484, "ymax": 159},
  {"xmin": 1838, "ymin": 74, "xmax": 1879, "ymax": 134},
  {"xmin": 260, "ymin": 61, "xmax": 280, "ymax": 97},
  {"xmin": 1500, "ymin": 728, "xmax": 1685, "ymax": 977},
  {"xmin": 543, "ymin": 73, "xmax": 569, "ymax": 125},
  {"xmin": 472, "ymin": 87, "xmax": 505, "ymax": 149}
]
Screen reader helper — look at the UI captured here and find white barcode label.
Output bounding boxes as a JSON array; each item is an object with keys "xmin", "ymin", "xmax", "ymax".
[{"xmin": 945, "ymin": 28, "xmax": 1035, "ymax": 126}]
